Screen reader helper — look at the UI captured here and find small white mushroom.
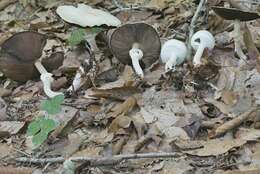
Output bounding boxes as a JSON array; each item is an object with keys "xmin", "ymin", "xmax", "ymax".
[
  {"xmin": 191, "ymin": 30, "xmax": 215, "ymax": 66},
  {"xmin": 160, "ymin": 39, "xmax": 187, "ymax": 72},
  {"xmin": 35, "ymin": 61, "xmax": 63, "ymax": 98}
]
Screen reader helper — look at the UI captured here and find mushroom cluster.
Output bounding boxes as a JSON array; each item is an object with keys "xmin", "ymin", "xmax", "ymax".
[{"xmin": 0, "ymin": 31, "xmax": 64, "ymax": 98}]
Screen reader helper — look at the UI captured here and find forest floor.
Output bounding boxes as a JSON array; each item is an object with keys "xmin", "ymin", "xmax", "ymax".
[{"xmin": 0, "ymin": 0, "xmax": 260, "ymax": 173}]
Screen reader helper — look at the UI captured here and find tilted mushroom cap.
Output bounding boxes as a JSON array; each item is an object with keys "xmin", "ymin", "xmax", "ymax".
[
  {"xmin": 0, "ymin": 31, "xmax": 64, "ymax": 82},
  {"xmin": 109, "ymin": 23, "xmax": 161, "ymax": 69},
  {"xmin": 212, "ymin": 6, "xmax": 260, "ymax": 21}
]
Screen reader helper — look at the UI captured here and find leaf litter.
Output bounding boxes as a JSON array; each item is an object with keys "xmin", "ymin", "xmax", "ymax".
[{"xmin": 0, "ymin": 0, "xmax": 260, "ymax": 173}]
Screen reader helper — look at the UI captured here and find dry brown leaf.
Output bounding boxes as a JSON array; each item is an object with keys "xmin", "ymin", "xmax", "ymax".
[
  {"xmin": 244, "ymin": 24, "xmax": 260, "ymax": 60},
  {"xmin": 108, "ymin": 96, "xmax": 137, "ymax": 118},
  {"xmin": 162, "ymin": 159, "xmax": 193, "ymax": 174},
  {"xmin": 85, "ymin": 86, "xmax": 141, "ymax": 101},
  {"xmin": 204, "ymin": 98, "xmax": 230, "ymax": 115},
  {"xmin": 72, "ymin": 146, "xmax": 102, "ymax": 157},
  {"xmin": 49, "ymin": 106, "xmax": 79, "ymax": 141},
  {"xmin": 186, "ymin": 139, "xmax": 246, "ymax": 156},
  {"xmin": 0, "ymin": 121, "xmax": 25, "ymax": 135},
  {"xmin": 0, "ymin": 167, "xmax": 33, "ymax": 174},
  {"xmin": 98, "ymin": 65, "xmax": 135, "ymax": 90},
  {"xmin": 223, "ymin": 169, "xmax": 260, "ymax": 174},
  {"xmin": 108, "ymin": 115, "xmax": 132, "ymax": 133},
  {"xmin": 0, "ymin": 0, "xmax": 17, "ymax": 11},
  {"xmin": 235, "ymin": 128, "xmax": 260, "ymax": 141},
  {"xmin": 221, "ymin": 90, "xmax": 238, "ymax": 106},
  {"xmin": 212, "ymin": 109, "xmax": 255, "ymax": 138},
  {"xmin": 0, "ymin": 98, "xmax": 8, "ymax": 121},
  {"xmin": 0, "ymin": 143, "xmax": 12, "ymax": 158}
]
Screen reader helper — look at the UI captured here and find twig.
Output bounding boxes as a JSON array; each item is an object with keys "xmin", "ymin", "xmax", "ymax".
[
  {"xmin": 211, "ymin": 108, "xmax": 255, "ymax": 138},
  {"xmin": 16, "ymin": 152, "xmax": 179, "ymax": 166},
  {"xmin": 187, "ymin": 0, "xmax": 206, "ymax": 60}
]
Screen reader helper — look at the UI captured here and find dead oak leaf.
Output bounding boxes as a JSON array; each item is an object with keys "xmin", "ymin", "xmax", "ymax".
[
  {"xmin": 108, "ymin": 115, "xmax": 132, "ymax": 133},
  {"xmin": 186, "ymin": 139, "xmax": 246, "ymax": 156},
  {"xmin": 108, "ymin": 96, "xmax": 137, "ymax": 118}
]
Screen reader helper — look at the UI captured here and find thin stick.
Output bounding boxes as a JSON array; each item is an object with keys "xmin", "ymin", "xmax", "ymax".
[
  {"xmin": 16, "ymin": 152, "xmax": 179, "ymax": 166},
  {"xmin": 187, "ymin": 0, "xmax": 205, "ymax": 60}
]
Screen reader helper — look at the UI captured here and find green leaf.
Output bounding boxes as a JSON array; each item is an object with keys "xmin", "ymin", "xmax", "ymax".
[
  {"xmin": 68, "ymin": 28, "xmax": 86, "ymax": 46},
  {"xmin": 91, "ymin": 27, "xmax": 103, "ymax": 34},
  {"xmin": 32, "ymin": 131, "xmax": 48, "ymax": 147},
  {"xmin": 40, "ymin": 94, "xmax": 64, "ymax": 115},
  {"xmin": 27, "ymin": 117, "xmax": 58, "ymax": 147},
  {"xmin": 27, "ymin": 119, "xmax": 41, "ymax": 136},
  {"xmin": 41, "ymin": 119, "xmax": 56, "ymax": 133}
]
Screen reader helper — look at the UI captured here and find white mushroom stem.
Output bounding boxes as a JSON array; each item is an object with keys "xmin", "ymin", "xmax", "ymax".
[
  {"xmin": 191, "ymin": 30, "xmax": 215, "ymax": 66},
  {"xmin": 67, "ymin": 66, "xmax": 85, "ymax": 92},
  {"xmin": 233, "ymin": 19, "xmax": 247, "ymax": 61},
  {"xmin": 129, "ymin": 43, "xmax": 144, "ymax": 78},
  {"xmin": 165, "ymin": 53, "xmax": 177, "ymax": 72},
  {"xmin": 193, "ymin": 43, "xmax": 206, "ymax": 66},
  {"xmin": 34, "ymin": 61, "xmax": 63, "ymax": 98}
]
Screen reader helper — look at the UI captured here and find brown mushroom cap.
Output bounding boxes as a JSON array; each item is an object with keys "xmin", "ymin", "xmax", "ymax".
[
  {"xmin": 0, "ymin": 31, "xmax": 64, "ymax": 82},
  {"xmin": 212, "ymin": 6, "xmax": 260, "ymax": 21},
  {"xmin": 109, "ymin": 23, "xmax": 161, "ymax": 68}
]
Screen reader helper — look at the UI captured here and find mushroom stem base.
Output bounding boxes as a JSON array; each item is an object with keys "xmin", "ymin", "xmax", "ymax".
[
  {"xmin": 41, "ymin": 73, "xmax": 63, "ymax": 98},
  {"xmin": 165, "ymin": 56, "xmax": 177, "ymax": 72},
  {"xmin": 67, "ymin": 66, "xmax": 85, "ymax": 92},
  {"xmin": 35, "ymin": 61, "xmax": 63, "ymax": 98},
  {"xmin": 193, "ymin": 44, "xmax": 205, "ymax": 66}
]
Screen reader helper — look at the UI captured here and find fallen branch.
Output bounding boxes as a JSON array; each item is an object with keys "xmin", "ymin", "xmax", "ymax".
[
  {"xmin": 187, "ymin": 0, "xmax": 206, "ymax": 60},
  {"xmin": 16, "ymin": 152, "xmax": 179, "ymax": 166},
  {"xmin": 211, "ymin": 108, "xmax": 255, "ymax": 138}
]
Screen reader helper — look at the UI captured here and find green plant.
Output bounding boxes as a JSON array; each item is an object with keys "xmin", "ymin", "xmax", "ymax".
[
  {"xmin": 67, "ymin": 28, "xmax": 86, "ymax": 46},
  {"xmin": 27, "ymin": 117, "xmax": 56, "ymax": 147},
  {"xmin": 27, "ymin": 94, "xmax": 64, "ymax": 148},
  {"xmin": 40, "ymin": 94, "xmax": 64, "ymax": 115}
]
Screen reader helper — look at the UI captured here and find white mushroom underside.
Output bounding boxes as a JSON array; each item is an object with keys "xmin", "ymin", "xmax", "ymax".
[{"xmin": 160, "ymin": 39, "xmax": 187, "ymax": 66}]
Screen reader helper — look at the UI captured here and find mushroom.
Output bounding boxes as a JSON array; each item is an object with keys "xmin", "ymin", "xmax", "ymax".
[
  {"xmin": 160, "ymin": 39, "xmax": 187, "ymax": 72},
  {"xmin": 56, "ymin": 4, "xmax": 121, "ymax": 27},
  {"xmin": 0, "ymin": 31, "xmax": 64, "ymax": 98},
  {"xmin": 109, "ymin": 23, "xmax": 161, "ymax": 78},
  {"xmin": 191, "ymin": 30, "xmax": 215, "ymax": 66},
  {"xmin": 212, "ymin": 6, "xmax": 260, "ymax": 62}
]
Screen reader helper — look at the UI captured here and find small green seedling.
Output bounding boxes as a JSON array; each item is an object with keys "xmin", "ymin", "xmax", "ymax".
[
  {"xmin": 27, "ymin": 94, "xmax": 64, "ymax": 148},
  {"xmin": 67, "ymin": 28, "xmax": 86, "ymax": 46},
  {"xmin": 27, "ymin": 117, "xmax": 56, "ymax": 147},
  {"xmin": 40, "ymin": 94, "xmax": 65, "ymax": 115}
]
